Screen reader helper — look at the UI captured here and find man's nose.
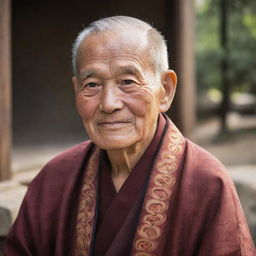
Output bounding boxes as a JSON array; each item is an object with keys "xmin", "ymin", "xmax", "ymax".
[{"xmin": 100, "ymin": 84, "xmax": 124, "ymax": 113}]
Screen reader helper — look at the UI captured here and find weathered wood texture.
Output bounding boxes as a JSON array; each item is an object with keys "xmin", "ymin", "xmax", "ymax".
[
  {"xmin": 166, "ymin": 0, "xmax": 196, "ymax": 137},
  {"xmin": 0, "ymin": 0, "xmax": 12, "ymax": 181}
]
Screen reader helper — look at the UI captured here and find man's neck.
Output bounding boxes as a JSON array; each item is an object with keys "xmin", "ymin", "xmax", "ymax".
[{"xmin": 106, "ymin": 128, "xmax": 156, "ymax": 192}]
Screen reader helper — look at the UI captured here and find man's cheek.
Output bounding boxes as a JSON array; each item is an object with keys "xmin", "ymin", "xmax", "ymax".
[
  {"xmin": 76, "ymin": 101, "xmax": 94, "ymax": 120},
  {"xmin": 126, "ymin": 92, "xmax": 153, "ymax": 116}
]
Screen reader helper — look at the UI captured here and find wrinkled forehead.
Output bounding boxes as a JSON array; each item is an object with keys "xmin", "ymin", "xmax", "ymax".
[{"xmin": 77, "ymin": 29, "xmax": 150, "ymax": 67}]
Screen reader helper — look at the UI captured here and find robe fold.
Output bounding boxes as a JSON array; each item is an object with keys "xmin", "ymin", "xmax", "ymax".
[
  {"xmin": 4, "ymin": 114, "xmax": 256, "ymax": 256},
  {"xmin": 93, "ymin": 114, "xmax": 166, "ymax": 256}
]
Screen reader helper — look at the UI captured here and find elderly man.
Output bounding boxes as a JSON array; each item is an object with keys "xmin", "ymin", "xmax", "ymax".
[{"xmin": 4, "ymin": 16, "xmax": 255, "ymax": 256}]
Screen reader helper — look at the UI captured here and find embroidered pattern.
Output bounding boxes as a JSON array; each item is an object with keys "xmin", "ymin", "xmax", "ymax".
[
  {"xmin": 73, "ymin": 119, "xmax": 184, "ymax": 256},
  {"xmin": 131, "ymin": 120, "xmax": 185, "ymax": 256},
  {"xmin": 74, "ymin": 148, "xmax": 100, "ymax": 256}
]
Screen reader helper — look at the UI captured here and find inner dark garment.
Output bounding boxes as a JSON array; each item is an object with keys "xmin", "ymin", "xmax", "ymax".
[{"xmin": 92, "ymin": 115, "xmax": 166, "ymax": 256}]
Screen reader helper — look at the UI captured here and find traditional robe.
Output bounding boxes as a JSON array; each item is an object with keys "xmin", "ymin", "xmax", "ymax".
[{"xmin": 4, "ymin": 115, "xmax": 256, "ymax": 256}]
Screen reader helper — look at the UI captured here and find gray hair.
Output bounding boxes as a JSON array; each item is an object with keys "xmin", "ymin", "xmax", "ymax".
[{"xmin": 71, "ymin": 16, "xmax": 169, "ymax": 76}]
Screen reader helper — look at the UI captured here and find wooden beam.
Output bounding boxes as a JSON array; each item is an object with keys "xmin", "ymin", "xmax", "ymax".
[
  {"xmin": 165, "ymin": 0, "xmax": 196, "ymax": 137},
  {"xmin": 0, "ymin": 0, "xmax": 12, "ymax": 180}
]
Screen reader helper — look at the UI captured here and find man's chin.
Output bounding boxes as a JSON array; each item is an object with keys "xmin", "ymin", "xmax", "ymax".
[{"xmin": 93, "ymin": 137, "xmax": 138, "ymax": 151}]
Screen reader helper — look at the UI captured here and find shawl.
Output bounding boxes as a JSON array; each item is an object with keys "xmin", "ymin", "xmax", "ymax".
[{"xmin": 4, "ymin": 115, "xmax": 255, "ymax": 256}]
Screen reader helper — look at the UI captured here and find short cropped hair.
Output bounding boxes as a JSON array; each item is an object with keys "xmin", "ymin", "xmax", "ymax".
[{"xmin": 72, "ymin": 16, "xmax": 169, "ymax": 76}]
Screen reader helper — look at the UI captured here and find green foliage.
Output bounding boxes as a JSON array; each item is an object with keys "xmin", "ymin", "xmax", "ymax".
[{"xmin": 195, "ymin": 0, "xmax": 256, "ymax": 95}]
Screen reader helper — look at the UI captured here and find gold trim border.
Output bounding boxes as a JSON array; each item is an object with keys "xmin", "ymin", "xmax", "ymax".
[
  {"xmin": 131, "ymin": 120, "xmax": 185, "ymax": 256},
  {"xmin": 74, "ymin": 148, "xmax": 100, "ymax": 256}
]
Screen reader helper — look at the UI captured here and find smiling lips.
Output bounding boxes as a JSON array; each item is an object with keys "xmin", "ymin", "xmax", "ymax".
[{"xmin": 97, "ymin": 120, "xmax": 132, "ymax": 128}]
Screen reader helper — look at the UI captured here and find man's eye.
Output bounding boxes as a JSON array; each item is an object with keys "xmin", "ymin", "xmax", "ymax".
[
  {"xmin": 121, "ymin": 80, "xmax": 135, "ymax": 85},
  {"xmin": 84, "ymin": 82, "xmax": 98, "ymax": 88}
]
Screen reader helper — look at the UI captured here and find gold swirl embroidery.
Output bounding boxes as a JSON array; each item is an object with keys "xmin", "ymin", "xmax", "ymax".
[
  {"xmin": 169, "ymin": 144, "xmax": 183, "ymax": 154},
  {"xmin": 138, "ymin": 224, "xmax": 161, "ymax": 240},
  {"xmin": 154, "ymin": 173, "xmax": 175, "ymax": 187},
  {"xmin": 143, "ymin": 213, "xmax": 166, "ymax": 226},
  {"xmin": 145, "ymin": 199, "xmax": 168, "ymax": 214},
  {"xmin": 135, "ymin": 239, "xmax": 157, "ymax": 251},
  {"xmin": 131, "ymin": 119, "xmax": 185, "ymax": 256},
  {"xmin": 157, "ymin": 158, "xmax": 177, "ymax": 174},
  {"xmin": 151, "ymin": 187, "xmax": 171, "ymax": 200},
  {"xmin": 74, "ymin": 148, "xmax": 99, "ymax": 256},
  {"xmin": 134, "ymin": 253, "xmax": 152, "ymax": 256}
]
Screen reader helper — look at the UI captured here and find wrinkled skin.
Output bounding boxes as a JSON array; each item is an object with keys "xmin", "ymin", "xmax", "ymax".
[{"xmin": 72, "ymin": 29, "xmax": 176, "ymax": 190}]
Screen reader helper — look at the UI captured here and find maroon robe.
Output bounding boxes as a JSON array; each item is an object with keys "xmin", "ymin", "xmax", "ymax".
[
  {"xmin": 93, "ymin": 113, "xmax": 166, "ymax": 256},
  {"xmin": 4, "ymin": 115, "xmax": 256, "ymax": 256}
]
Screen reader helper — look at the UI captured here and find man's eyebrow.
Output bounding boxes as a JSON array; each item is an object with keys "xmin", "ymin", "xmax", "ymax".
[
  {"xmin": 77, "ymin": 66, "xmax": 142, "ymax": 79},
  {"xmin": 117, "ymin": 66, "xmax": 141, "ymax": 76},
  {"xmin": 77, "ymin": 71, "xmax": 95, "ymax": 79}
]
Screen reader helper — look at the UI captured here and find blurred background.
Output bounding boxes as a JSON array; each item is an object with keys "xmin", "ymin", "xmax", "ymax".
[
  {"xmin": 194, "ymin": 0, "xmax": 256, "ymax": 160},
  {"xmin": 0, "ymin": 0, "xmax": 255, "ymax": 251}
]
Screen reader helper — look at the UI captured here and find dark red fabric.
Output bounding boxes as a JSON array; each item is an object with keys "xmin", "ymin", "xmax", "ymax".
[
  {"xmin": 93, "ymin": 115, "xmax": 166, "ymax": 256},
  {"xmin": 3, "ymin": 116, "xmax": 256, "ymax": 256},
  {"xmin": 160, "ymin": 141, "xmax": 256, "ymax": 255},
  {"xmin": 3, "ymin": 141, "xmax": 95, "ymax": 256}
]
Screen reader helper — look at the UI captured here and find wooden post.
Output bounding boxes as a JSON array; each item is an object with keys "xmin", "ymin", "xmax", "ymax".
[
  {"xmin": 219, "ymin": 0, "xmax": 230, "ymax": 132},
  {"xmin": 165, "ymin": 0, "xmax": 196, "ymax": 137},
  {"xmin": 0, "ymin": 0, "xmax": 12, "ymax": 180}
]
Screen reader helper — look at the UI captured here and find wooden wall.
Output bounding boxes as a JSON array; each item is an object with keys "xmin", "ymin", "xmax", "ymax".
[
  {"xmin": 0, "ymin": 0, "xmax": 195, "ymax": 180},
  {"xmin": 0, "ymin": 0, "xmax": 12, "ymax": 180}
]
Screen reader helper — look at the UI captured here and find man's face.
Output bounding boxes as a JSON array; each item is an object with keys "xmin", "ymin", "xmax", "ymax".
[{"xmin": 73, "ymin": 30, "xmax": 166, "ymax": 150}]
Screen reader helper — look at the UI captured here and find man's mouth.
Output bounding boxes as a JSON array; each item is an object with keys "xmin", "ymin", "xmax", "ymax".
[{"xmin": 97, "ymin": 120, "xmax": 132, "ymax": 128}]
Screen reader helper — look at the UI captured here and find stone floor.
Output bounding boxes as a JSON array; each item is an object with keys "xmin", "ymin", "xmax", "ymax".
[{"xmin": 192, "ymin": 112, "xmax": 256, "ymax": 166}]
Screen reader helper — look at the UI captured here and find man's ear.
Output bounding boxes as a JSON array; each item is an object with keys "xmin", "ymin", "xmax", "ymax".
[
  {"xmin": 72, "ymin": 76, "xmax": 78, "ymax": 93},
  {"xmin": 159, "ymin": 70, "xmax": 177, "ymax": 112}
]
